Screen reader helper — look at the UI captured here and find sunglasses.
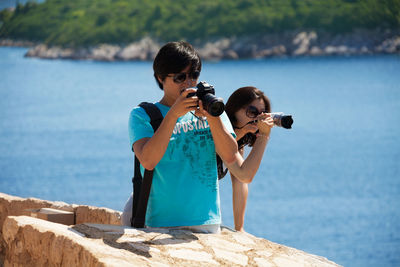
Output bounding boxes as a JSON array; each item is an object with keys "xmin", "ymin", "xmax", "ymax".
[
  {"xmin": 234, "ymin": 105, "xmax": 267, "ymax": 129},
  {"xmin": 167, "ymin": 70, "xmax": 200, "ymax": 83},
  {"xmin": 246, "ymin": 105, "xmax": 267, "ymax": 118}
]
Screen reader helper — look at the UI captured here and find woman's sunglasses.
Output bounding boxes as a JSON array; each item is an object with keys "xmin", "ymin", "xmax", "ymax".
[
  {"xmin": 246, "ymin": 105, "xmax": 267, "ymax": 118},
  {"xmin": 167, "ymin": 70, "xmax": 200, "ymax": 84},
  {"xmin": 234, "ymin": 105, "xmax": 267, "ymax": 129}
]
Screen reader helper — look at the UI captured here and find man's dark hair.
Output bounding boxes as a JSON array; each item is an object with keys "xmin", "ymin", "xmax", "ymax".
[{"xmin": 153, "ymin": 41, "xmax": 202, "ymax": 90}]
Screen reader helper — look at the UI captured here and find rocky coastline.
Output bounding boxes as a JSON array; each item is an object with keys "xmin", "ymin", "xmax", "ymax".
[{"xmin": 1, "ymin": 29, "xmax": 399, "ymax": 61}]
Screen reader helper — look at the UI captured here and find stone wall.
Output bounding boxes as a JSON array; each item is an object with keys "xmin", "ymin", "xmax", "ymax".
[
  {"xmin": 0, "ymin": 193, "xmax": 341, "ymax": 266},
  {"xmin": 0, "ymin": 193, "xmax": 121, "ymax": 228},
  {"xmin": 0, "ymin": 192, "xmax": 121, "ymax": 265}
]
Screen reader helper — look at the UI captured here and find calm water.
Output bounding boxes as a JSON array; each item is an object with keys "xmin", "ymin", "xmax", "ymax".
[{"xmin": 1, "ymin": 47, "xmax": 399, "ymax": 266}]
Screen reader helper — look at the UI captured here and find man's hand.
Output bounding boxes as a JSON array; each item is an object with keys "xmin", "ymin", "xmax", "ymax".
[
  {"xmin": 195, "ymin": 99, "xmax": 212, "ymax": 119},
  {"xmin": 170, "ymin": 88, "xmax": 198, "ymax": 118}
]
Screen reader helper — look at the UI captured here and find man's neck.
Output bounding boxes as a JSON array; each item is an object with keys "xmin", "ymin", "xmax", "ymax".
[{"xmin": 159, "ymin": 96, "xmax": 174, "ymax": 107}]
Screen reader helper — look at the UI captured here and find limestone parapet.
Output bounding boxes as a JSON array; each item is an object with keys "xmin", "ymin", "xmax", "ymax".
[{"xmin": 0, "ymin": 193, "xmax": 341, "ymax": 266}]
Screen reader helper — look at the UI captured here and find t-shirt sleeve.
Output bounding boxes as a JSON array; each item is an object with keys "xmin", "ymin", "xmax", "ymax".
[
  {"xmin": 128, "ymin": 107, "xmax": 154, "ymax": 150},
  {"xmin": 220, "ymin": 111, "xmax": 237, "ymax": 139}
]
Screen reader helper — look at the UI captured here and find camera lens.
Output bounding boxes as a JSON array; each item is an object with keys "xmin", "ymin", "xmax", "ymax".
[
  {"xmin": 202, "ymin": 94, "xmax": 225, "ymax": 116},
  {"xmin": 271, "ymin": 113, "xmax": 293, "ymax": 129},
  {"xmin": 280, "ymin": 115, "xmax": 293, "ymax": 129},
  {"xmin": 208, "ymin": 101, "xmax": 225, "ymax": 116}
]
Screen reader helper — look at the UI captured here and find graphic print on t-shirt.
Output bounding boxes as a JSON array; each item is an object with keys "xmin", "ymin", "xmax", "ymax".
[{"xmin": 168, "ymin": 116, "xmax": 217, "ymax": 191}]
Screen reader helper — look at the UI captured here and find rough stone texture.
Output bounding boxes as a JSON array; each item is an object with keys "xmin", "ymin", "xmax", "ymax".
[
  {"xmin": 2, "ymin": 216, "xmax": 342, "ymax": 267},
  {"xmin": 376, "ymin": 36, "xmax": 400, "ymax": 53},
  {"xmin": 74, "ymin": 206, "xmax": 121, "ymax": 225},
  {"xmin": 2, "ymin": 216, "xmax": 139, "ymax": 266},
  {"xmin": 115, "ymin": 37, "xmax": 161, "ymax": 61},
  {"xmin": 0, "ymin": 193, "xmax": 73, "ymax": 230},
  {"xmin": 89, "ymin": 44, "xmax": 121, "ymax": 61},
  {"xmin": 0, "ymin": 193, "xmax": 121, "ymax": 265},
  {"xmin": 292, "ymin": 31, "xmax": 317, "ymax": 56},
  {"xmin": 0, "ymin": 39, "xmax": 36, "ymax": 47},
  {"xmin": 0, "ymin": 193, "xmax": 121, "ymax": 229},
  {"xmin": 25, "ymin": 44, "xmax": 76, "ymax": 59}
]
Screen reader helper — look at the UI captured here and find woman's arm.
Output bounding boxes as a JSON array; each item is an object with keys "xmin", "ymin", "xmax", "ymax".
[
  {"xmin": 227, "ymin": 135, "xmax": 269, "ymax": 183},
  {"xmin": 231, "ymin": 148, "xmax": 248, "ymax": 232},
  {"xmin": 229, "ymin": 115, "xmax": 272, "ymax": 231},
  {"xmin": 225, "ymin": 113, "xmax": 273, "ymax": 183},
  {"xmin": 231, "ymin": 175, "xmax": 248, "ymax": 232}
]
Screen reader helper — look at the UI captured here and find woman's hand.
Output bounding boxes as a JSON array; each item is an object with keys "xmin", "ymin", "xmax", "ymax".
[
  {"xmin": 234, "ymin": 120, "xmax": 258, "ymax": 141},
  {"xmin": 256, "ymin": 113, "xmax": 274, "ymax": 136}
]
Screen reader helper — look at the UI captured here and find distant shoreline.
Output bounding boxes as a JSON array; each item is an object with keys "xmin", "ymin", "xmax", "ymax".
[{"xmin": 1, "ymin": 29, "xmax": 399, "ymax": 61}]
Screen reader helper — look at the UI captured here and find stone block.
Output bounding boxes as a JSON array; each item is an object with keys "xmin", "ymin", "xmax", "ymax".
[{"xmin": 24, "ymin": 208, "xmax": 75, "ymax": 225}]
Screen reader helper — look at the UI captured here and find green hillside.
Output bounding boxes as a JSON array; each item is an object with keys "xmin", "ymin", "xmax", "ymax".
[{"xmin": 1, "ymin": 0, "xmax": 399, "ymax": 47}]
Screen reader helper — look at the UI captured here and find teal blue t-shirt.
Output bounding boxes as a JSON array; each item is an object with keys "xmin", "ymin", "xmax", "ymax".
[{"xmin": 129, "ymin": 102, "xmax": 235, "ymax": 227}]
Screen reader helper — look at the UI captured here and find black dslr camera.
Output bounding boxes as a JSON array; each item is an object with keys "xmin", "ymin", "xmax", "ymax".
[
  {"xmin": 271, "ymin": 113, "xmax": 293, "ymax": 129},
  {"xmin": 187, "ymin": 81, "xmax": 225, "ymax": 117}
]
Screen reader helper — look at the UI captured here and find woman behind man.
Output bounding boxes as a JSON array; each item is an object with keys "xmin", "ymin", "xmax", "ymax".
[{"xmin": 225, "ymin": 86, "xmax": 274, "ymax": 232}]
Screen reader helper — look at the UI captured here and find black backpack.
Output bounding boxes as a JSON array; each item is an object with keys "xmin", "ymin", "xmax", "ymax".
[{"xmin": 130, "ymin": 102, "xmax": 227, "ymax": 228}]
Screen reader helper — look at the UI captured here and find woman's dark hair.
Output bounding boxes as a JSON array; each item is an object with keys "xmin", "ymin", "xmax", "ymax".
[
  {"xmin": 225, "ymin": 86, "xmax": 271, "ymax": 149},
  {"xmin": 153, "ymin": 41, "xmax": 202, "ymax": 90}
]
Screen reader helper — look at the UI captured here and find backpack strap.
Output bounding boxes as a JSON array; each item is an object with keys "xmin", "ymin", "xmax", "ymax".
[
  {"xmin": 139, "ymin": 102, "xmax": 164, "ymax": 134},
  {"xmin": 217, "ymin": 155, "xmax": 228, "ymax": 180},
  {"xmin": 131, "ymin": 102, "xmax": 163, "ymax": 228},
  {"xmin": 131, "ymin": 157, "xmax": 142, "ymax": 226}
]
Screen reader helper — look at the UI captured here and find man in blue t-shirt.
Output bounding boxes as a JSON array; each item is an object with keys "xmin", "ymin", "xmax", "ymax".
[{"xmin": 121, "ymin": 41, "xmax": 238, "ymax": 233}]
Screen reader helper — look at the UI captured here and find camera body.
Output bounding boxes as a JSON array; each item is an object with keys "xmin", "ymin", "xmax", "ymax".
[{"xmin": 187, "ymin": 81, "xmax": 225, "ymax": 117}]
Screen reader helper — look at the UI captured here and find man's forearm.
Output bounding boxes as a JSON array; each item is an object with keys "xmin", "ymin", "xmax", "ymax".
[{"xmin": 207, "ymin": 116, "xmax": 238, "ymax": 164}]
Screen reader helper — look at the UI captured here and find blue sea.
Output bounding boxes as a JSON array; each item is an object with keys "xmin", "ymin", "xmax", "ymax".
[{"xmin": 1, "ymin": 47, "xmax": 399, "ymax": 266}]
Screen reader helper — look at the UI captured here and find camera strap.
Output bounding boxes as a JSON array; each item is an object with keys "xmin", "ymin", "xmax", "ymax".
[{"xmin": 131, "ymin": 102, "xmax": 163, "ymax": 228}]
